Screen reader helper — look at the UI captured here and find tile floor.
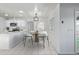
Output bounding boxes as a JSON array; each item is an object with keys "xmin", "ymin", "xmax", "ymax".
[{"xmin": 0, "ymin": 38, "xmax": 57, "ymax": 55}]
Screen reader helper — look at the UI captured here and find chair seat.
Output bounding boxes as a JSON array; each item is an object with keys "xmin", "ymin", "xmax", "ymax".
[
  {"xmin": 24, "ymin": 32, "xmax": 32, "ymax": 37},
  {"xmin": 38, "ymin": 31, "xmax": 48, "ymax": 36}
]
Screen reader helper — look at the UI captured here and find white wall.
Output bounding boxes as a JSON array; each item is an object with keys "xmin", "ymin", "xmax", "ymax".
[
  {"xmin": 58, "ymin": 3, "xmax": 79, "ymax": 54},
  {"xmin": 50, "ymin": 4, "xmax": 60, "ymax": 53},
  {"xmin": 51, "ymin": 3, "xmax": 79, "ymax": 54},
  {"xmin": 59, "ymin": 4, "xmax": 74, "ymax": 54}
]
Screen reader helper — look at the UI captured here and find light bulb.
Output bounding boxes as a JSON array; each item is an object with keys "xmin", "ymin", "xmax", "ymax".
[
  {"xmin": 19, "ymin": 10, "xmax": 24, "ymax": 13},
  {"xmin": 4, "ymin": 14, "xmax": 8, "ymax": 16},
  {"xmin": 34, "ymin": 5, "xmax": 38, "ymax": 13}
]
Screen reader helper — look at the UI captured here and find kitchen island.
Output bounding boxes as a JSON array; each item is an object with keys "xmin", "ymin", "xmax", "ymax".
[{"xmin": 0, "ymin": 31, "xmax": 24, "ymax": 49}]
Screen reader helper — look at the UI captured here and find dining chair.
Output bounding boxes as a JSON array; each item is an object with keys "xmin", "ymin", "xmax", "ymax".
[
  {"xmin": 23, "ymin": 32, "xmax": 33, "ymax": 47},
  {"xmin": 38, "ymin": 31, "xmax": 49, "ymax": 48},
  {"xmin": 37, "ymin": 22, "xmax": 49, "ymax": 48}
]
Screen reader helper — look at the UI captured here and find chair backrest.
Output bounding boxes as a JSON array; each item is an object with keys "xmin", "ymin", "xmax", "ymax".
[
  {"xmin": 37, "ymin": 22, "xmax": 48, "ymax": 36},
  {"xmin": 37, "ymin": 22, "xmax": 45, "ymax": 32}
]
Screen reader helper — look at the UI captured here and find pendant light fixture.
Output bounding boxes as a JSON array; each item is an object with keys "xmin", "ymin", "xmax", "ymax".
[
  {"xmin": 33, "ymin": 5, "xmax": 39, "ymax": 21},
  {"xmin": 33, "ymin": 13, "xmax": 39, "ymax": 21}
]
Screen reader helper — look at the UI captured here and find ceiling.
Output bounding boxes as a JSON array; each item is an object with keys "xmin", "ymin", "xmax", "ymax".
[{"xmin": 0, "ymin": 3, "xmax": 57, "ymax": 19}]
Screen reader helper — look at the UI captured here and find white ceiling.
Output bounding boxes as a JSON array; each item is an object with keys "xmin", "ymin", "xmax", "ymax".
[{"xmin": 0, "ymin": 3, "xmax": 57, "ymax": 19}]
